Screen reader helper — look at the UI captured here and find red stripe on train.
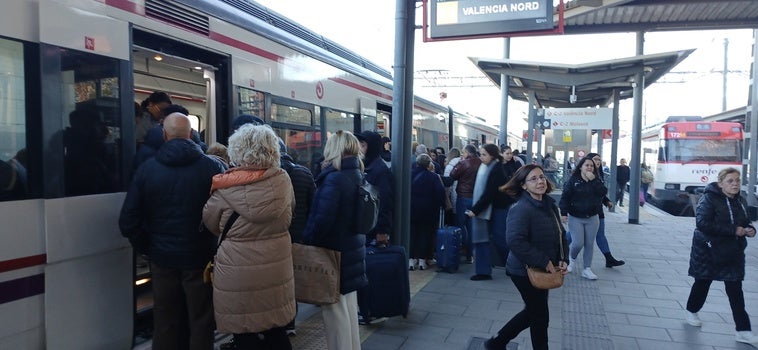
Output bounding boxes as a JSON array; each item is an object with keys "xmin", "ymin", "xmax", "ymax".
[{"xmin": 0, "ymin": 254, "xmax": 47, "ymax": 274}]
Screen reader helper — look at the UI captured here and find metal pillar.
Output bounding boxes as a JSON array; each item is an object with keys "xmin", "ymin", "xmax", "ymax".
[
  {"xmin": 748, "ymin": 29, "xmax": 758, "ymax": 207},
  {"xmin": 390, "ymin": 0, "xmax": 414, "ymax": 251},
  {"xmin": 526, "ymin": 91, "xmax": 536, "ymax": 164},
  {"xmin": 628, "ymin": 32, "xmax": 645, "ymax": 224},
  {"xmin": 608, "ymin": 90, "xmax": 620, "ymax": 213},
  {"xmin": 499, "ymin": 38, "xmax": 510, "ymax": 146}
]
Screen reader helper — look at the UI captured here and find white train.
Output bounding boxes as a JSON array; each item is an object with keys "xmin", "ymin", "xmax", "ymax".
[{"xmin": 0, "ymin": 0, "xmax": 499, "ymax": 348}]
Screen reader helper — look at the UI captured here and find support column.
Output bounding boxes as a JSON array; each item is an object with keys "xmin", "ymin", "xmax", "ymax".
[
  {"xmin": 499, "ymin": 38, "xmax": 510, "ymax": 146},
  {"xmin": 390, "ymin": 0, "xmax": 415, "ymax": 251},
  {"xmin": 629, "ymin": 32, "xmax": 645, "ymax": 224},
  {"xmin": 526, "ymin": 91, "xmax": 536, "ymax": 164},
  {"xmin": 608, "ymin": 90, "xmax": 620, "ymax": 213},
  {"xmin": 747, "ymin": 29, "xmax": 758, "ymax": 207}
]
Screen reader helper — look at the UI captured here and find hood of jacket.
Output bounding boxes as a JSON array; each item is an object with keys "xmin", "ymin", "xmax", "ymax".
[
  {"xmin": 156, "ymin": 138, "xmax": 204, "ymax": 167},
  {"xmin": 360, "ymin": 131, "xmax": 382, "ymax": 165},
  {"xmin": 703, "ymin": 182, "xmax": 724, "ymax": 197}
]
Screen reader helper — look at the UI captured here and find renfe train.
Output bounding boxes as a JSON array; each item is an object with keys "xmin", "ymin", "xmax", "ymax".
[
  {"xmin": 0, "ymin": 0, "xmax": 501, "ymax": 348},
  {"xmin": 642, "ymin": 120, "xmax": 743, "ymax": 214}
]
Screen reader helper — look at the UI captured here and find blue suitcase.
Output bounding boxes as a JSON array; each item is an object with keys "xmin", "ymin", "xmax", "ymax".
[
  {"xmin": 358, "ymin": 245, "xmax": 410, "ymax": 319},
  {"xmin": 436, "ymin": 225, "xmax": 462, "ymax": 273}
]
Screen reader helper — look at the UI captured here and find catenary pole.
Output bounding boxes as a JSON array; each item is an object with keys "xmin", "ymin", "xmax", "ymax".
[
  {"xmin": 499, "ymin": 38, "xmax": 510, "ymax": 146},
  {"xmin": 629, "ymin": 31, "xmax": 645, "ymax": 224}
]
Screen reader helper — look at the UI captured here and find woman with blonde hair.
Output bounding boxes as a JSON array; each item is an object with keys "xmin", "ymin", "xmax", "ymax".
[
  {"xmin": 302, "ymin": 130, "xmax": 368, "ymax": 349},
  {"xmin": 203, "ymin": 124, "xmax": 296, "ymax": 349}
]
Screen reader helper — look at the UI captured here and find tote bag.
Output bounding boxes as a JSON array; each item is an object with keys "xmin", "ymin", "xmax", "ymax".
[{"xmin": 292, "ymin": 243, "xmax": 341, "ymax": 305}]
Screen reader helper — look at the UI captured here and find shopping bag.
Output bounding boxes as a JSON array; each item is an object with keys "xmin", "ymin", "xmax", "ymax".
[{"xmin": 292, "ymin": 243, "xmax": 341, "ymax": 305}]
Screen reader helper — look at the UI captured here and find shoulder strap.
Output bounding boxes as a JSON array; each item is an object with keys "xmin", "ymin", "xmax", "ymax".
[{"xmin": 215, "ymin": 211, "xmax": 240, "ymax": 253}]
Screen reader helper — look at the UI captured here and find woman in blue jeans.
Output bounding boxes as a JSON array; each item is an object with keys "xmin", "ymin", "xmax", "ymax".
[{"xmin": 465, "ymin": 144, "xmax": 514, "ymax": 280}]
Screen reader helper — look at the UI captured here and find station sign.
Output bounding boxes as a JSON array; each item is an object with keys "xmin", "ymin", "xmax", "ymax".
[
  {"xmin": 545, "ymin": 108, "xmax": 612, "ymax": 130},
  {"xmin": 429, "ymin": 0, "xmax": 553, "ymax": 39}
]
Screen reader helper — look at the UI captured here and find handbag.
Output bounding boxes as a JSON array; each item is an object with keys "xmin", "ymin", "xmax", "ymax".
[
  {"xmin": 203, "ymin": 211, "xmax": 240, "ymax": 284},
  {"xmin": 292, "ymin": 243, "xmax": 341, "ymax": 305},
  {"xmin": 526, "ymin": 207, "xmax": 565, "ymax": 290}
]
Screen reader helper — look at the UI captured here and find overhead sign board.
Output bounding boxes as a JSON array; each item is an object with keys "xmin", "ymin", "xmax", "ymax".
[
  {"xmin": 545, "ymin": 108, "xmax": 613, "ymax": 130},
  {"xmin": 429, "ymin": 0, "xmax": 553, "ymax": 39}
]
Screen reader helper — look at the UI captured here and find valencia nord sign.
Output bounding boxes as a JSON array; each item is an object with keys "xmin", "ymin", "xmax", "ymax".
[
  {"xmin": 428, "ymin": 0, "xmax": 553, "ymax": 39},
  {"xmin": 544, "ymin": 108, "xmax": 612, "ymax": 130}
]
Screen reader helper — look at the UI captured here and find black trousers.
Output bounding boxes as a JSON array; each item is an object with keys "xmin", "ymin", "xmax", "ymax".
[
  {"xmin": 616, "ymin": 184, "xmax": 626, "ymax": 204},
  {"xmin": 234, "ymin": 327, "xmax": 292, "ymax": 350},
  {"xmin": 490, "ymin": 275, "xmax": 549, "ymax": 350},
  {"xmin": 687, "ymin": 278, "xmax": 751, "ymax": 331},
  {"xmin": 151, "ymin": 263, "xmax": 214, "ymax": 350}
]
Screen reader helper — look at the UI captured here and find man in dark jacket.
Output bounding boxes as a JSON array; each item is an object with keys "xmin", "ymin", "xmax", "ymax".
[
  {"xmin": 119, "ymin": 113, "xmax": 225, "ymax": 350},
  {"xmin": 615, "ymin": 158, "xmax": 631, "ymax": 206},
  {"xmin": 449, "ymin": 144, "xmax": 482, "ymax": 262}
]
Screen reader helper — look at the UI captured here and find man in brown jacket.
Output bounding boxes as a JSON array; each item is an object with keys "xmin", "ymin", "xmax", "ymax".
[{"xmin": 449, "ymin": 144, "xmax": 481, "ymax": 262}]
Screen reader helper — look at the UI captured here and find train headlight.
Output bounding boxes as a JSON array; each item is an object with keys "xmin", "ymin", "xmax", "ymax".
[{"xmin": 664, "ymin": 183, "xmax": 680, "ymax": 190}]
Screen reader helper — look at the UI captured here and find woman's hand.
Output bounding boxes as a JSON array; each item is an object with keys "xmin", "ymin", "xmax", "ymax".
[
  {"xmin": 584, "ymin": 170, "xmax": 595, "ymax": 181},
  {"xmin": 465, "ymin": 210, "xmax": 475, "ymax": 218},
  {"xmin": 557, "ymin": 261, "xmax": 569, "ymax": 275},
  {"xmin": 738, "ymin": 226, "xmax": 756, "ymax": 237}
]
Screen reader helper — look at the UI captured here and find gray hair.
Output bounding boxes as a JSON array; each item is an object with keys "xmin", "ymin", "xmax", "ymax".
[
  {"xmin": 416, "ymin": 144, "xmax": 428, "ymax": 156},
  {"xmin": 227, "ymin": 124, "xmax": 280, "ymax": 168},
  {"xmin": 416, "ymin": 153, "xmax": 432, "ymax": 169}
]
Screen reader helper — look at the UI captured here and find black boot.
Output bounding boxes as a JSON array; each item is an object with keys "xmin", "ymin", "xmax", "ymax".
[{"xmin": 604, "ymin": 252, "xmax": 625, "ymax": 268}]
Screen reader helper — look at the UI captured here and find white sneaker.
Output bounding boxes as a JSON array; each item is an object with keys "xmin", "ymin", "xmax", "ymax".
[
  {"xmin": 581, "ymin": 267, "xmax": 598, "ymax": 280},
  {"xmin": 685, "ymin": 311, "xmax": 702, "ymax": 327},
  {"xmin": 736, "ymin": 331, "xmax": 758, "ymax": 344},
  {"xmin": 419, "ymin": 259, "xmax": 427, "ymax": 270},
  {"xmin": 567, "ymin": 257, "xmax": 575, "ymax": 273},
  {"xmin": 409, "ymin": 259, "xmax": 417, "ymax": 271}
]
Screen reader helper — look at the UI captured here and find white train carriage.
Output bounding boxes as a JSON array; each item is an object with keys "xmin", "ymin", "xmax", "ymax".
[{"xmin": 0, "ymin": 1, "xmax": 500, "ymax": 348}]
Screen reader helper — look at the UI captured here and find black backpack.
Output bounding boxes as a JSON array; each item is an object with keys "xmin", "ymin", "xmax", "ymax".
[{"xmin": 352, "ymin": 175, "xmax": 379, "ymax": 235}]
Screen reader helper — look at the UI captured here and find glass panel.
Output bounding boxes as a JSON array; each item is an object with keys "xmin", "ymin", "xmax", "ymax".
[
  {"xmin": 57, "ymin": 48, "xmax": 122, "ymax": 196},
  {"xmin": 238, "ymin": 87, "xmax": 265, "ymax": 118},
  {"xmin": 361, "ymin": 115, "xmax": 377, "ymax": 132},
  {"xmin": 271, "ymin": 103, "xmax": 311, "ymax": 126},
  {"xmin": 325, "ymin": 109, "xmax": 355, "ymax": 136},
  {"xmin": 667, "ymin": 139, "xmax": 741, "ymax": 163},
  {"xmin": 0, "ymin": 39, "xmax": 29, "ymax": 201},
  {"xmin": 272, "ymin": 127, "xmax": 322, "ymax": 176}
]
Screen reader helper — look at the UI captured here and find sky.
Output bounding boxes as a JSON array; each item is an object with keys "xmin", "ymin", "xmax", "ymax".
[{"xmin": 253, "ymin": 0, "xmax": 755, "ymax": 138}]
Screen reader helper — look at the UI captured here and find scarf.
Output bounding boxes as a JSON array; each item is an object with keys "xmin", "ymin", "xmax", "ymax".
[{"xmin": 472, "ymin": 161, "xmax": 496, "ymax": 220}]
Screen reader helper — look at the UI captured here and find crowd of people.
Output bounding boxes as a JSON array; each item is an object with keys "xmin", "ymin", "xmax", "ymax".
[{"xmin": 118, "ymin": 91, "xmax": 758, "ymax": 349}]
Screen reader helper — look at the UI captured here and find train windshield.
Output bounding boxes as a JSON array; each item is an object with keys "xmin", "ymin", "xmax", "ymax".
[{"xmin": 660, "ymin": 139, "xmax": 741, "ymax": 163}]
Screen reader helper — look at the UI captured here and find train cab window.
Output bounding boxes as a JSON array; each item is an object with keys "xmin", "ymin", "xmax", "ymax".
[
  {"xmin": 271, "ymin": 103, "xmax": 311, "ymax": 126},
  {"xmin": 0, "ymin": 39, "xmax": 31, "ymax": 202},
  {"xmin": 52, "ymin": 49, "xmax": 123, "ymax": 196},
  {"xmin": 238, "ymin": 87, "xmax": 265, "ymax": 118},
  {"xmin": 325, "ymin": 109, "xmax": 355, "ymax": 136}
]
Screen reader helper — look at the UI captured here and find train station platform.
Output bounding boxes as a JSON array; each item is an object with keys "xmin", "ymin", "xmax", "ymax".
[{"xmin": 197, "ymin": 193, "xmax": 758, "ymax": 350}]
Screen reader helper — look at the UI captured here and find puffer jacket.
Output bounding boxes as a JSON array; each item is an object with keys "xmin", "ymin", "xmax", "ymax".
[
  {"xmin": 281, "ymin": 153, "xmax": 316, "ymax": 243},
  {"xmin": 202, "ymin": 166, "xmax": 296, "ymax": 333},
  {"xmin": 559, "ymin": 174, "xmax": 607, "ymax": 218},
  {"xmin": 302, "ymin": 156, "xmax": 368, "ymax": 294},
  {"xmin": 689, "ymin": 182, "xmax": 753, "ymax": 281},
  {"xmin": 506, "ymin": 193, "xmax": 569, "ymax": 276},
  {"xmin": 119, "ymin": 138, "xmax": 225, "ymax": 269},
  {"xmin": 450, "ymin": 154, "xmax": 481, "ymax": 198}
]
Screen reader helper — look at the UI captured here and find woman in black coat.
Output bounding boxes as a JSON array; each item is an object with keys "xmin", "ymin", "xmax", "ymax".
[
  {"xmin": 685, "ymin": 168, "xmax": 758, "ymax": 344},
  {"xmin": 409, "ymin": 154, "xmax": 446, "ymax": 270},
  {"xmin": 485, "ymin": 164, "xmax": 568, "ymax": 350}
]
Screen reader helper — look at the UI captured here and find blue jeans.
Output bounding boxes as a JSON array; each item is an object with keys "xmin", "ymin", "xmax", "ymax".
[
  {"xmin": 455, "ymin": 196, "xmax": 474, "ymax": 258},
  {"xmin": 490, "ymin": 207, "xmax": 509, "ymax": 266}
]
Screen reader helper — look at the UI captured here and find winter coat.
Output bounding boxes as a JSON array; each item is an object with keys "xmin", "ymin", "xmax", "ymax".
[
  {"xmin": 365, "ymin": 151, "xmax": 395, "ymax": 241},
  {"xmin": 506, "ymin": 193, "xmax": 569, "ymax": 277},
  {"xmin": 119, "ymin": 138, "xmax": 225, "ymax": 269},
  {"xmin": 450, "ymin": 154, "xmax": 481, "ymax": 199},
  {"xmin": 302, "ymin": 156, "xmax": 368, "ymax": 294},
  {"xmin": 280, "ymin": 153, "xmax": 316, "ymax": 243},
  {"xmin": 616, "ymin": 165, "xmax": 631, "ymax": 185},
  {"xmin": 410, "ymin": 167, "xmax": 446, "ymax": 224},
  {"xmin": 688, "ymin": 182, "xmax": 753, "ymax": 281},
  {"xmin": 559, "ymin": 174, "xmax": 607, "ymax": 218},
  {"xmin": 202, "ymin": 167, "xmax": 295, "ymax": 333},
  {"xmin": 470, "ymin": 161, "xmax": 516, "ymax": 215}
]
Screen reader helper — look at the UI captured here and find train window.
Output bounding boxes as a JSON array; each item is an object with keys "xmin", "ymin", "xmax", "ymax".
[
  {"xmin": 53, "ymin": 49, "xmax": 123, "ymax": 196},
  {"xmin": 272, "ymin": 127, "xmax": 322, "ymax": 176},
  {"xmin": 325, "ymin": 109, "xmax": 355, "ymax": 135},
  {"xmin": 0, "ymin": 39, "xmax": 30, "ymax": 202},
  {"xmin": 238, "ymin": 87, "xmax": 265, "ymax": 118},
  {"xmin": 361, "ymin": 115, "xmax": 377, "ymax": 132},
  {"xmin": 271, "ymin": 103, "xmax": 311, "ymax": 126}
]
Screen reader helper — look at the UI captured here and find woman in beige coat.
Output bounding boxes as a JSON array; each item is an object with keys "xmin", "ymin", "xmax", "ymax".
[{"xmin": 203, "ymin": 124, "xmax": 295, "ymax": 350}]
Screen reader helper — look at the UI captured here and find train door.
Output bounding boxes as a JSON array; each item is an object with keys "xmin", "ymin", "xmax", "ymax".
[{"xmin": 130, "ymin": 29, "xmax": 230, "ymax": 345}]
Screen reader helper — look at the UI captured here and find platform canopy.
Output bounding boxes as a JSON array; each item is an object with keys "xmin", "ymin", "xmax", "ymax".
[
  {"xmin": 470, "ymin": 49, "xmax": 694, "ymax": 108},
  {"xmin": 560, "ymin": 0, "xmax": 758, "ymax": 34}
]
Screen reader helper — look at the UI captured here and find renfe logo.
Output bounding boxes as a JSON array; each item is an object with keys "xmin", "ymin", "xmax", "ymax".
[
  {"xmin": 701, "ymin": 176, "xmax": 708, "ymax": 183},
  {"xmin": 85, "ymin": 36, "xmax": 95, "ymax": 50}
]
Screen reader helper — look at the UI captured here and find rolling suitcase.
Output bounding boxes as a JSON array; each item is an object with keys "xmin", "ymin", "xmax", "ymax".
[
  {"xmin": 436, "ymin": 211, "xmax": 462, "ymax": 273},
  {"xmin": 357, "ymin": 245, "xmax": 410, "ymax": 320}
]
